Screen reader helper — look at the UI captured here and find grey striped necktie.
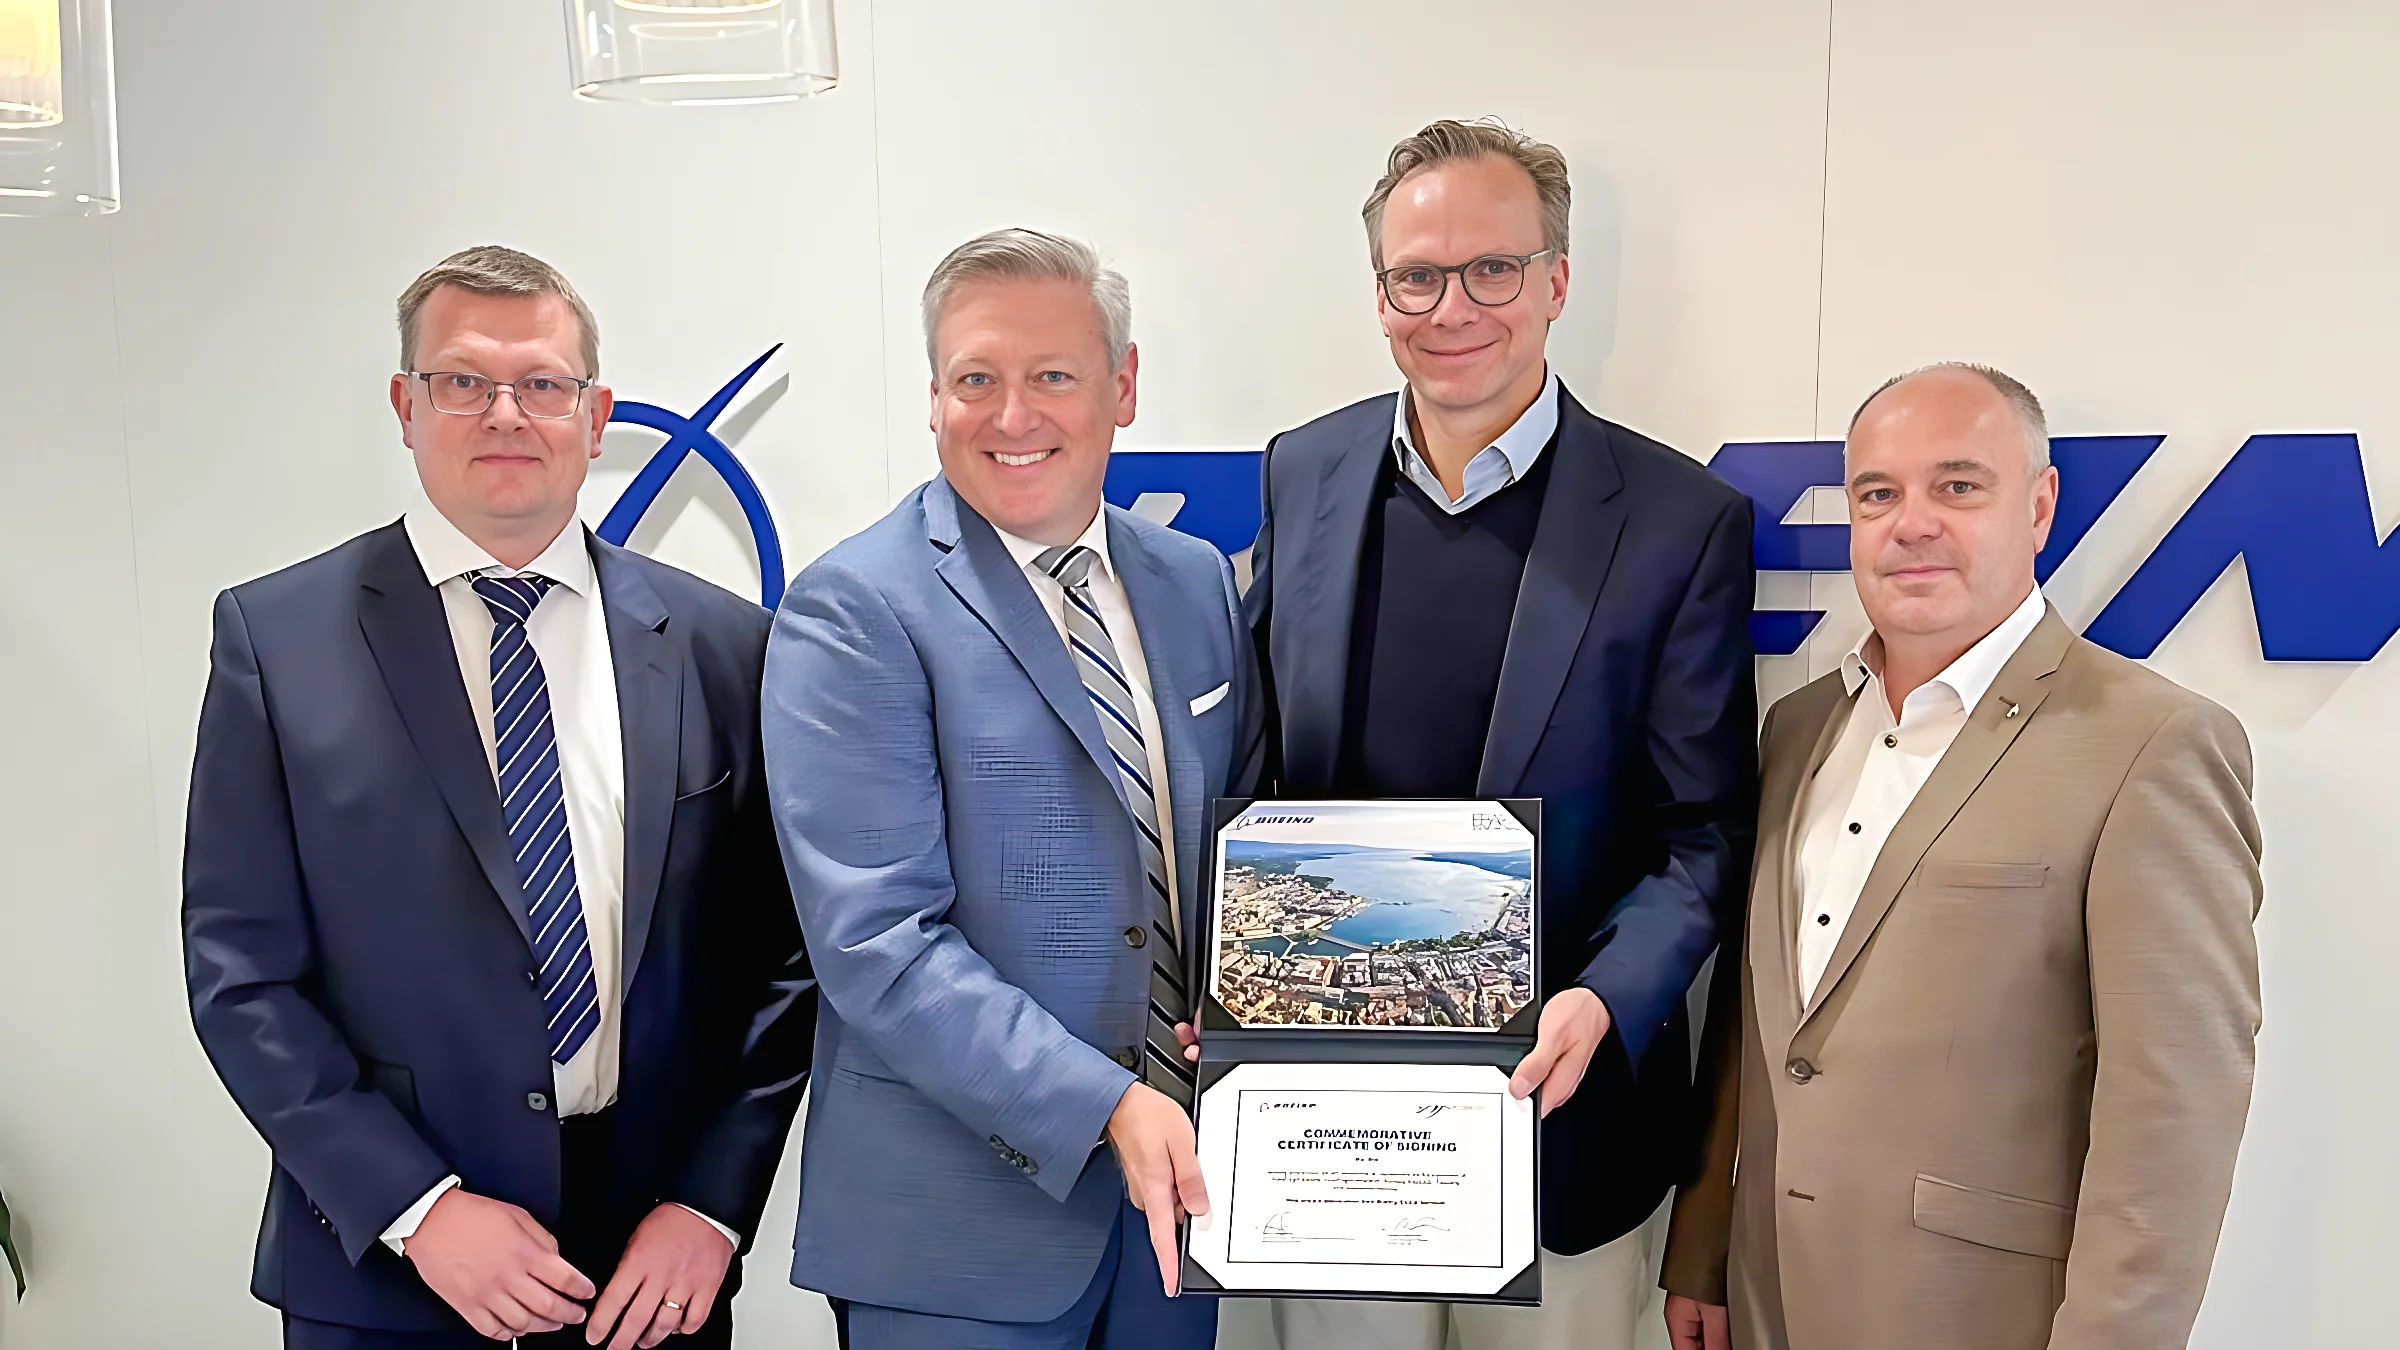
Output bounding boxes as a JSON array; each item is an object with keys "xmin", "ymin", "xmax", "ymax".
[{"xmin": 1035, "ymin": 544, "xmax": 1195, "ymax": 1107}]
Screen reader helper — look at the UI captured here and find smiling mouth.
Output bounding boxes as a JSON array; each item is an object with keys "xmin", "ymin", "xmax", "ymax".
[
  {"xmin": 1423, "ymin": 338, "xmax": 1498, "ymax": 359},
  {"xmin": 991, "ymin": 449, "xmax": 1055, "ymax": 467}
]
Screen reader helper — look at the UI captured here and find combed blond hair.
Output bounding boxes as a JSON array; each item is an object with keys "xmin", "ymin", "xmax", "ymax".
[
  {"xmin": 920, "ymin": 227, "xmax": 1132, "ymax": 373},
  {"xmin": 1362, "ymin": 118, "xmax": 1571, "ymax": 270},
  {"xmin": 397, "ymin": 245, "xmax": 601, "ymax": 377}
]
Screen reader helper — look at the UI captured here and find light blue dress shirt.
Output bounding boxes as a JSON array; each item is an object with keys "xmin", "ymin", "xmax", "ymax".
[{"xmin": 1390, "ymin": 369, "xmax": 1561, "ymax": 513}]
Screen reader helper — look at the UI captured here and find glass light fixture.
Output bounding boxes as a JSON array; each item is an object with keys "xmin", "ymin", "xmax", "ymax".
[
  {"xmin": 0, "ymin": 0, "xmax": 115, "ymax": 216},
  {"xmin": 564, "ymin": 0, "xmax": 837, "ymax": 107}
]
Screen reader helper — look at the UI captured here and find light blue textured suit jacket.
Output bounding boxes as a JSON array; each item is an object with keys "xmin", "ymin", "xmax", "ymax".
[{"xmin": 763, "ymin": 475, "xmax": 1261, "ymax": 1321}]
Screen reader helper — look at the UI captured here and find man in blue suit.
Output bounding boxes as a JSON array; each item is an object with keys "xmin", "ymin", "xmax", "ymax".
[
  {"xmin": 1248, "ymin": 121, "xmax": 1759, "ymax": 1350},
  {"xmin": 183, "ymin": 246, "xmax": 815, "ymax": 1349},
  {"xmin": 764, "ymin": 228, "xmax": 1261, "ymax": 1349}
]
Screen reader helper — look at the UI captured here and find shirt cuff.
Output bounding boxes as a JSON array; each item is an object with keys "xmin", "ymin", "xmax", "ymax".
[
  {"xmin": 672, "ymin": 1203, "xmax": 741, "ymax": 1249},
  {"xmin": 380, "ymin": 1175, "xmax": 462, "ymax": 1255}
]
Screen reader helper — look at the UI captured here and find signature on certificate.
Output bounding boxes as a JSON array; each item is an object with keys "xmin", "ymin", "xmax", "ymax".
[
  {"xmin": 1382, "ymin": 1215, "xmax": 1453, "ymax": 1238},
  {"xmin": 1258, "ymin": 1212, "xmax": 1347, "ymax": 1242}
]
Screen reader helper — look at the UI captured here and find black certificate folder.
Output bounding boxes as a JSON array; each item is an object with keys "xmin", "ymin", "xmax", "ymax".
[{"xmin": 1182, "ymin": 798, "xmax": 1541, "ymax": 1305}]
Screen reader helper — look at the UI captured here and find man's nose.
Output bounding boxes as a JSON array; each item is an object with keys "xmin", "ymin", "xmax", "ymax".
[
  {"xmin": 994, "ymin": 384, "xmax": 1042, "ymax": 438},
  {"xmin": 482, "ymin": 384, "xmax": 531, "ymax": 432},
  {"xmin": 1426, "ymin": 273, "xmax": 1486, "ymax": 327},
  {"xmin": 1888, "ymin": 487, "xmax": 1946, "ymax": 541}
]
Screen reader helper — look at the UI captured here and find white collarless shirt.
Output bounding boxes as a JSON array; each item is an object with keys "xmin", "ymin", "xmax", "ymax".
[
  {"xmin": 995, "ymin": 509, "xmax": 1181, "ymax": 933},
  {"xmin": 1792, "ymin": 585, "xmax": 2050, "ymax": 1002},
  {"xmin": 1391, "ymin": 368, "xmax": 1560, "ymax": 513}
]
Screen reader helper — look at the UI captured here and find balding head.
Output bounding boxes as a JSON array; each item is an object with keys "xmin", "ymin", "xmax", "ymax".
[
  {"xmin": 1842, "ymin": 363, "xmax": 2059, "ymax": 698},
  {"xmin": 1851, "ymin": 362, "xmax": 2049, "ymax": 476}
]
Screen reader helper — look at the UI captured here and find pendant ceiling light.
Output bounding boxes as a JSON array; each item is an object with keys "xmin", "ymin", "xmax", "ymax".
[
  {"xmin": 0, "ymin": 0, "xmax": 116, "ymax": 215},
  {"xmin": 564, "ymin": 0, "xmax": 837, "ymax": 107}
]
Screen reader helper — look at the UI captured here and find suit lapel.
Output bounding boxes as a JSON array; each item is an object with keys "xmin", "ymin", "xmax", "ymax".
[
  {"xmin": 1112, "ymin": 514, "xmax": 1209, "ymax": 950},
  {"xmin": 1478, "ymin": 392, "xmax": 1627, "ymax": 794},
  {"xmin": 354, "ymin": 524, "xmax": 530, "ymax": 946},
  {"xmin": 927, "ymin": 477, "xmax": 1120, "ymax": 793},
  {"xmin": 591, "ymin": 537, "xmax": 679, "ymax": 1001},
  {"xmin": 1280, "ymin": 404, "xmax": 1392, "ymax": 790},
  {"xmin": 1799, "ymin": 609, "xmax": 2075, "ymax": 1024}
]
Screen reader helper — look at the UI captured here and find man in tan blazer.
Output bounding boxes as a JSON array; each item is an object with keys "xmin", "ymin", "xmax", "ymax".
[{"xmin": 1660, "ymin": 363, "xmax": 2262, "ymax": 1350}]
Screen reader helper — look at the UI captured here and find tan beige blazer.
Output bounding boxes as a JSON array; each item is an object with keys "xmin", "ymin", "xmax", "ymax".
[{"xmin": 1661, "ymin": 609, "xmax": 2262, "ymax": 1350}]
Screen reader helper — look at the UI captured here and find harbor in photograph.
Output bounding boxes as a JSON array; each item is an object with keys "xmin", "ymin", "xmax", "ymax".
[{"xmin": 1210, "ymin": 802, "xmax": 1535, "ymax": 1031}]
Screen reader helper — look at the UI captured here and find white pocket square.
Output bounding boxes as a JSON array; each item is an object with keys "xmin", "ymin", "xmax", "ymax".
[{"xmin": 1189, "ymin": 682, "xmax": 1230, "ymax": 716}]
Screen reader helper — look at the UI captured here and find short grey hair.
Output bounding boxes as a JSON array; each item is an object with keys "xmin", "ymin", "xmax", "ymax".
[
  {"xmin": 1849, "ymin": 361, "xmax": 2051, "ymax": 474},
  {"xmin": 398, "ymin": 244, "xmax": 600, "ymax": 377},
  {"xmin": 1363, "ymin": 118, "xmax": 1571, "ymax": 271},
  {"xmin": 920, "ymin": 228, "xmax": 1132, "ymax": 374}
]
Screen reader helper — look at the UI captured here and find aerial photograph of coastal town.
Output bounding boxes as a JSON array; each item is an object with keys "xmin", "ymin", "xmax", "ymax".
[{"xmin": 1209, "ymin": 801, "xmax": 1536, "ymax": 1032}]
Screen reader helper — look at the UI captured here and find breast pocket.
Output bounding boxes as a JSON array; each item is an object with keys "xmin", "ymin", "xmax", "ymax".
[{"xmin": 1918, "ymin": 861, "xmax": 2049, "ymax": 889}]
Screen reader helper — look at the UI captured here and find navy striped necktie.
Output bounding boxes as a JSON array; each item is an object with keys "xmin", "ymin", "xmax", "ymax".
[{"xmin": 471, "ymin": 573, "xmax": 600, "ymax": 1065}]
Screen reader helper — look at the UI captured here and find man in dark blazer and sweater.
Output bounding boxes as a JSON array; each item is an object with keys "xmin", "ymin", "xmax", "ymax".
[
  {"xmin": 182, "ymin": 247, "xmax": 814, "ymax": 1349},
  {"xmin": 1246, "ymin": 121, "xmax": 1758, "ymax": 1350}
]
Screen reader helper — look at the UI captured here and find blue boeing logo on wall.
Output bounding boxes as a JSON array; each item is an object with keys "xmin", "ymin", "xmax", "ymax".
[
  {"xmin": 599, "ymin": 345, "xmax": 787, "ymax": 609},
  {"xmin": 1104, "ymin": 435, "xmax": 2400, "ymax": 663},
  {"xmin": 603, "ymin": 353, "xmax": 2397, "ymax": 662}
]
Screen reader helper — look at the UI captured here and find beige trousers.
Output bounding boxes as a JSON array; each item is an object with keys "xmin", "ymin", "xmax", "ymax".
[{"xmin": 1267, "ymin": 1211, "xmax": 1661, "ymax": 1350}]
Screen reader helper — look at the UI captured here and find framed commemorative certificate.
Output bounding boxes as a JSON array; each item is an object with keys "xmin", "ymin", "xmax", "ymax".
[{"xmin": 1182, "ymin": 799, "xmax": 1543, "ymax": 1304}]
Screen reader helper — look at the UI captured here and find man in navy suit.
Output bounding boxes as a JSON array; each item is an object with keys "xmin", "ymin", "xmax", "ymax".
[
  {"xmin": 1247, "ymin": 121, "xmax": 1759, "ymax": 1350},
  {"xmin": 183, "ymin": 246, "xmax": 815, "ymax": 1349},
  {"xmin": 763, "ymin": 229, "xmax": 1261, "ymax": 1349}
]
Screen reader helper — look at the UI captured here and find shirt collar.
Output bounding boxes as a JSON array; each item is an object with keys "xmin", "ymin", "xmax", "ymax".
[
  {"xmin": 1392, "ymin": 367, "xmax": 1560, "ymax": 484},
  {"xmin": 1842, "ymin": 583, "xmax": 2049, "ymax": 716},
  {"xmin": 403, "ymin": 505, "xmax": 595, "ymax": 597},
  {"xmin": 993, "ymin": 504, "xmax": 1116, "ymax": 586}
]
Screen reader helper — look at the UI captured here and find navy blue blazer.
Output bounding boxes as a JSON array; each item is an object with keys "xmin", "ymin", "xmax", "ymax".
[
  {"xmin": 1246, "ymin": 385, "xmax": 1758, "ymax": 1254},
  {"xmin": 182, "ymin": 520, "xmax": 815, "ymax": 1331}
]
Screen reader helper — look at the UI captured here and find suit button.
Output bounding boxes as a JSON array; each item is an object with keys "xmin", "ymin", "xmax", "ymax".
[
  {"xmin": 1114, "ymin": 1046, "xmax": 1140, "ymax": 1069},
  {"xmin": 526, "ymin": 970, "xmax": 539, "ymax": 987},
  {"xmin": 1125, "ymin": 927, "xmax": 1147, "ymax": 949},
  {"xmin": 527, "ymin": 1091, "xmax": 551, "ymax": 1112},
  {"xmin": 1786, "ymin": 1058, "xmax": 1817, "ymax": 1084}
]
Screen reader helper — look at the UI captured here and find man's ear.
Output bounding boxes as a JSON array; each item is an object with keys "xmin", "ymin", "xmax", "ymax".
[
  {"xmin": 586, "ymin": 384, "xmax": 615, "ymax": 459},
  {"xmin": 2029, "ymin": 463, "xmax": 2061, "ymax": 553},
  {"xmin": 1114, "ymin": 344, "xmax": 1140, "ymax": 429},
  {"xmin": 390, "ymin": 373, "xmax": 416, "ymax": 450}
]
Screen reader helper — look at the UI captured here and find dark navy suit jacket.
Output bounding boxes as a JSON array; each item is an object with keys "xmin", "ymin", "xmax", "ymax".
[
  {"xmin": 182, "ymin": 520, "xmax": 815, "ymax": 1331},
  {"xmin": 1247, "ymin": 384, "xmax": 1758, "ymax": 1254}
]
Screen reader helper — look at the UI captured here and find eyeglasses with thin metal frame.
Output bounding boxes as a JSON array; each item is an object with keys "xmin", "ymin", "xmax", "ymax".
[
  {"xmin": 1375, "ymin": 249, "xmax": 1557, "ymax": 316},
  {"xmin": 410, "ymin": 370, "xmax": 594, "ymax": 420}
]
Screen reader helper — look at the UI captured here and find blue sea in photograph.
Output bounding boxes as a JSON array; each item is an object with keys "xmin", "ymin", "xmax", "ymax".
[{"xmin": 1237, "ymin": 847, "xmax": 1525, "ymax": 955}]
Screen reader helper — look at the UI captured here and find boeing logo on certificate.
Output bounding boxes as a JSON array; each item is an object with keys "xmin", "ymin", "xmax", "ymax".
[{"xmin": 598, "ymin": 355, "xmax": 2397, "ymax": 666}]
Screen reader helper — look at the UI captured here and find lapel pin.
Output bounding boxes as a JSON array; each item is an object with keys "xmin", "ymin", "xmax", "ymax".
[{"xmin": 2004, "ymin": 702, "xmax": 2021, "ymax": 720}]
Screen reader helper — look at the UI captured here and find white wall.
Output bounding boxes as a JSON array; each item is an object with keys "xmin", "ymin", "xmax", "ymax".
[{"xmin": 0, "ymin": 2, "xmax": 2389, "ymax": 1346}]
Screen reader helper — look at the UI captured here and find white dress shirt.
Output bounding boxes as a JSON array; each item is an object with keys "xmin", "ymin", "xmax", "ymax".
[
  {"xmin": 382, "ymin": 509, "xmax": 731, "ymax": 1251},
  {"xmin": 1391, "ymin": 368, "xmax": 1560, "ymax": 513},
  {"xmin": 1792, "ymin": 585, "xmax": 2050, "ymax": 1002},
  {"xmin": 995, "ymin": 509, "xmax": 1182, "ymax": 933}
]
